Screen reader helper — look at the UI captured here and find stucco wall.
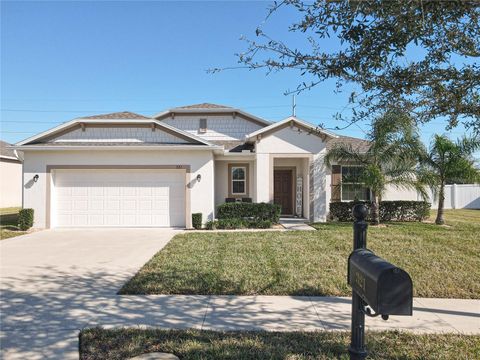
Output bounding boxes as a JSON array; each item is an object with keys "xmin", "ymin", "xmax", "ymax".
[
  {"xmin": 163, "ymin": 114, "xmax": 263, "ymax": 141},
  {"xmin": 22, "ymin": 150, "xmax": 215, "ymax": 228},
  {"xmin": 214, "ymin": 160, "xmax": 255, "ymax": 209},
  {"xmin": 0, "ymin": 160, "xmax": 22, "ymax": 208},
  {"xmin": 255, "ymin": 126, "xmax": 328, "ymax": 222}
]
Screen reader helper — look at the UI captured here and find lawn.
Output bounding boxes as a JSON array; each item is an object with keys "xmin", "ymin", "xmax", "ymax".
[
  {"xmin": 79, "ymin": 328, "xmax": 480, "ymax": 360},
  {"xmin": 120, "ymin": 210, "xmax": 480, "ymax": 298},
  {"xmin": 0, "ymin": 207, "xmax": 26, "ymax": 240}
]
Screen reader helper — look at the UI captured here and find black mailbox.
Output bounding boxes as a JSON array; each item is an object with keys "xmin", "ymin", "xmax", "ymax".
[{"xmin": 348, "ymin": 249, "xmax": 413, "ymax": 316}]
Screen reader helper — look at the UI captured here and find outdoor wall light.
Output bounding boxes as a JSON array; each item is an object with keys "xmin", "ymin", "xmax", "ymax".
[
  {"xmin": 33, "ymin": 174, "xmax": 39, "ymax": 183},
  {"xmin": 196, "ymin": 174, "xmax": 201, "ymax": 182}
]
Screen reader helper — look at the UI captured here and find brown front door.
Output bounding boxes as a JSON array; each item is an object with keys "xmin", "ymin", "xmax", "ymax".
[{"xmin": 274, "ymin": 169, "xmax": 293, "ymax": 215}]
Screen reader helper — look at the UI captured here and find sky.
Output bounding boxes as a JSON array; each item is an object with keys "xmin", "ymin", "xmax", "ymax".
[{"xmin": 0, "ymin": 0, "xmax": 474, "ymax": 148}]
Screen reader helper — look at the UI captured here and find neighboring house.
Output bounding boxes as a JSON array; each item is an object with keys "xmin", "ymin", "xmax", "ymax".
[
  {"xmin": 0, "ymin": 140, "xmax": 23, "ymax": 208},
  {"xmin": 12, "ymin": 104, "xmax": 368, "ymax": 229}
]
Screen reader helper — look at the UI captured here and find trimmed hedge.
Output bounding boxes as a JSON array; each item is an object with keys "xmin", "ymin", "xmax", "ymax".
[
  {"xmin": 216, "ymin": 202, "xmax": 281, "ymax": 223},
  {"xmin": 192, "ymin": 213, "xmax": 202, "ymax": 229},
  {"xmin": 204, "ymin": 218, "xmax": 272, "ymax": 230},
  {"xmin": 18, "ymin": 208, "xmax": 34, "ymax": 231},
  {"xmin": 329, "ymin": 201, "xmax": 430, "ymax": 222}
]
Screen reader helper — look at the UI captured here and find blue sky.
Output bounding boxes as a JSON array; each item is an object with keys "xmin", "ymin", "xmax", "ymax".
[{"xmin": 0, "ymin": 1, "xmax": 472, "ymax": 147}]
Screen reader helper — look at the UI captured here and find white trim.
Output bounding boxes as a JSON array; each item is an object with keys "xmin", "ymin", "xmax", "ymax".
[
  {"xmin": 0, "ymin": 154, "xmax": 21, "ymax": 161},
  {"xmin": 15, "ymin": 119, "xmax": 215, "ymax": 147},
  {"xmin": 231, "ymin": 165, "xmax": 247, "ymax": 195},
  {"xmin": 153, "ymin": 108, "xmax": 271, "ymax": 126},
  {"xmin": 246, "ymin": 116, "xmax": 338, "ymax": 141},
  {"xmin": 340, "ymin": 165, "xmax": 370, "ymax": 202}
]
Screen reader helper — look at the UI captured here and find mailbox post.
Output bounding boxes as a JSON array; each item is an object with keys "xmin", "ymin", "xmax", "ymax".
[
  {"xmin": 348, "ymin": 204, "xmax": 413, "ymax": 359},
  {"xmin": 349, "ymin": 204, "xmax": 369, "ymax": 360}
]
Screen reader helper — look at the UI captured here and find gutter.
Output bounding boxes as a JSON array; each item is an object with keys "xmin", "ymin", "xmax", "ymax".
[{"xmin": 11, "ymin": 145, "xmax": 223, "ymax": 151}]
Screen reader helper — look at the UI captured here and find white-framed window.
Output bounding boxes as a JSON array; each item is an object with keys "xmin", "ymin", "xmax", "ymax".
[
  {"xmin": 199, "ymin": 118, "xmax": 207, "ymax": 133},
  {"xmin": 341, "ymin": 166, "xmax": 370, "ymax": 201},
  {"xmin": 231, "ymin": 166, "xmax": 246, "ymax": 195}
]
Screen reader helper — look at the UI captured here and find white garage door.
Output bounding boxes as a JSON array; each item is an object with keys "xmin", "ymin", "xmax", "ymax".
[{"xmin": 53, "ymin": 169, "xmax": 185, "ymax": 227}]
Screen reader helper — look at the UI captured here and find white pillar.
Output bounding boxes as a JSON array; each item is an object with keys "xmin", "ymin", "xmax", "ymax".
[
  {"xmin": 452, "ymin": 183, "xmax": 458, "ymax": 209},
  {"xmin": 255, "ymin": 153, "xmax": 271, "ymax": 203}
]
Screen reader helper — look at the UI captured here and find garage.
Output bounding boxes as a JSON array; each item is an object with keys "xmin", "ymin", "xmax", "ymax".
[{"xmin": 52, "ymin": 169, "xmax": 186, "ymax": 227}]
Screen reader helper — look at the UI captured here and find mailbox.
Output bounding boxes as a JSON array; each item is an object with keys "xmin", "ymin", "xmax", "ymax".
[{"xmin": 348, "ymin": 249, "xmax": 413, "ymax": 316}]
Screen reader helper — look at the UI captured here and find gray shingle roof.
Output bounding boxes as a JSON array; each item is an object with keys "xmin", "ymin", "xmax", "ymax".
[
  {"xmin": 173, "ymin": 103, "xmax": 232, "ymax": 110},
  {"xmin": 326, "ymin": 135, "xmax": 371, "ymax": 153},
  {"xmin": 80, "ymin": 111, "xmax": 150, "ymax": 120},
  {"xmin": 0, "ymin": 140, "xmax": 18, "ymax": 158}
]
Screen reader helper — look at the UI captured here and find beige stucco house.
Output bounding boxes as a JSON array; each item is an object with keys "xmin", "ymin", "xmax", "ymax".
[
  {"xmin": 12, "ymin": 103, "xmax": 369, "ymax": 229},
  {"xmin": 1, "ymin": 141, "xmax": 23, "ymax": 208}
]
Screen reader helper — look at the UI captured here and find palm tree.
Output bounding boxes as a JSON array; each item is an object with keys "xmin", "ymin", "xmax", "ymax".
[
  {"xmin": 325, "ymin": 110, "xmax": 426, "ymax": 225},
  {"xmin": 418, "ymin": 135, "xmax": 480, "ymax": 225}
]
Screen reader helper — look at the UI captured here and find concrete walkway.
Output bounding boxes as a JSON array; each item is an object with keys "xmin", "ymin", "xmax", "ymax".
[
  {"xmin": 279, "ymin": 217, "xmax": 316, "ymax": 231},
  {"xmin": 1, "ymin": 230, "xmax": 479, "ymax": 359}
]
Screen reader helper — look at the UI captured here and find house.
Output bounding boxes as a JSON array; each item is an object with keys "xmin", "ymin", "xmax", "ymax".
[
  {"xmin": 1, "ymin": 140, "xmax": 23, "ymax": 208},
  {"xmin": 12, "ymin": 103, "xmax": 369, "ymax": 228}
]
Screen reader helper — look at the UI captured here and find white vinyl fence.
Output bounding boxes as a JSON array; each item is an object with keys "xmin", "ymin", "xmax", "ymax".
[{"xmin": 383, "ymin": 184, "xmax": 480, "ymax": 209}]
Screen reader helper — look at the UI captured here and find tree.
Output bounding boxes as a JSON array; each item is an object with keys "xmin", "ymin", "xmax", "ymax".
[
  {"xmin": 325, "ymin": 110, "xmax": 425, "ymax": 225},
  {"xmin": 223, "ymin": 1, "xmax": 480, "ymax": 133},
  {"xmin": 418, "ymin": 135, "xmax": 480, "ymax": 225}
]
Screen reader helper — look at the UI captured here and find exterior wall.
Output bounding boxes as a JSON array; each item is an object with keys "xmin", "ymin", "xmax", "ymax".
[
  {"xmin": 214, "ymin": 159, "xmax": 255, "ymax": 208},
  {"xmin": 382, "ymin": 185, "xmax": 418, "ymax": 201},
  {"xmin": 22, "ymin": 150, "xmax": 215, "ymax": 228},
  {"xmin": 163, "ymin": 114, "xmax": 263, "ymax": 141},
  {"xmin": 255, "ymin": 126, "xmax": 329, "ymax": 222},
  {"xmin": 0, "ymin": 159, "xmax": 23, "ymax": 207},
  {"xmin": 49, "ymin": 126, "xmax": 189, "ymax": 144}
]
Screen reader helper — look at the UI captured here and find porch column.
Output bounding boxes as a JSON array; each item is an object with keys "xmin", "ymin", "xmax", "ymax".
[
  {"xmin": 255, "ymin": 153, "xmax": 271, "ymax": 203},
  {"xmin": 312, "ymin": 151, "xmax": 328, "ymax": 222}
]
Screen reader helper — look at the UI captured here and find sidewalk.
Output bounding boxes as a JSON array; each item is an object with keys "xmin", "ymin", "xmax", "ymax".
[{"xmin": 2, "ymin": 295, "xmax": 478, "ymax": 359}]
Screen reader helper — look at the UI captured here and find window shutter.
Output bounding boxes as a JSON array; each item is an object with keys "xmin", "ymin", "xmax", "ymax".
[{"xmin": 331, "ymin": 165, "xmax": 341, "ymax": 201}]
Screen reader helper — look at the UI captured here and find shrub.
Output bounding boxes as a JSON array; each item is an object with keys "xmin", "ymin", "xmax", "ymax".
[
  {"xmin": 18, "ymin": 208, "xmax": 34, "ymax": 231},
  {"xmin": 216, "ymin": 202, "xmax": 281, "ymax": 223},
  {"xmin": 247, "ymin": 219, "xmax": 272, "ymax": 229},
  {"xmin": 329, "ymin": 201, "xmax": 430, "ymax": 222},
  {"xmin": 192, "ymin": 213, "xmax": 202, "ymax": 229},
  {"xmin": 217, "ymin": 218, "xmax": 248, "ymax": 229},
  {"xmin": 205, "ymin": 220, "xmax": 218, "ymax": 230}
]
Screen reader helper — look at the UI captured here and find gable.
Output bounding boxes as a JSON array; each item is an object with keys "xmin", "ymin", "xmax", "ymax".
[
  {"xmin": 44, "ymin": 123, "xmax": 192, "ymax": 144},
  {"xmin": 161, "ymin": 114, "xmax": 265, "ymax": 141},
  {"xmin": 255, "ymin": 126, "xmax": 327, "ymax": 154}
]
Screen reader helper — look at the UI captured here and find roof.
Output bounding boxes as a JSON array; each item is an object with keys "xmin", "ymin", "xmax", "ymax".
[
  {"xmin": 0, "ymin": 140, "xmax": 19, "ymax": 160},
  {"xmin": 209, "ymin": 140, "xmax": 254, "ymax": 153},
  {"xmin": 15, "ymin": 118, "xmax": 217, "ymax": 147},
  {"xmin": 326, "ymin": 135, "xmax": 371, "ymax": 153},
  {"xmin": 173, "ymin": 103, "xmax": 232, "ymax": 110},
  {"xmin": 80, "ymin": 111, "xmax": 150, "ymax": 120},
  {"xmin": 246, "ymin": 116, "xmax": 338, "ymax": 142},
  {"xmin": 154, "ymin": 104, "xmax": 271, "ymax": 126}
]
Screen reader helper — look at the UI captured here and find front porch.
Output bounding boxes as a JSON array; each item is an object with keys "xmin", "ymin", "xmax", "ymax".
[{"xmin": 214, "ymin": 154, "xmax": 315, "ymax": 220}]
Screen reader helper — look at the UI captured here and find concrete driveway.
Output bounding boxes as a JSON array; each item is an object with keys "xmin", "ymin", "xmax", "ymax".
[{"xmin": 0, "ymin": 228, "xmax": 181, "ymax": 359}]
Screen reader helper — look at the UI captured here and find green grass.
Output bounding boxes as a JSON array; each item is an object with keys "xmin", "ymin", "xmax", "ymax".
[
  {"xmin": 120, "ymin": 210, "xmax": 480, "ymax": 298},
  {"xmin": 79, "ymin": 328, "xmax": 480, "ymax": 360},
  {"xmin": 0, "ymin": 207, "xmax": 26, "ymax": 240}
]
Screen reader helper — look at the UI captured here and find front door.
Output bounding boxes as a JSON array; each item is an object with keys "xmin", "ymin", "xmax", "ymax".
[{"xmin": 274, "ymin": 169, "xmax": 293, "ymax": 215}]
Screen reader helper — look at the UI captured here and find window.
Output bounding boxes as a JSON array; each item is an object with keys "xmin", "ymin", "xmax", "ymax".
[
  {"xmin": 341, "ymin": 166, "xmax": 370, "ymax": 201},
  {"xmin": 231, "ymin": 166, "xmax": 246, "ymax": 195},
  {"xmin": 199, "ymin": 118, "xmax": 207, "ymax": 133}
]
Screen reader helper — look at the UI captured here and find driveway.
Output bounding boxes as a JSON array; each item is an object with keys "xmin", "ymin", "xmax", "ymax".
[{"xmin": 0, "ymin": 228, "xmax": 181, "ymax": 359}]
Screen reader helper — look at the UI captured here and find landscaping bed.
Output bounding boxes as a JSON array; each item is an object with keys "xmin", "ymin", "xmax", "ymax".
[
  {"xmin": 79, "ymin": 328, "xmax": 480, "ymax": 360},
  {"xmin": 119, "ymin": 210, "xmax": 479, "ymax": 298}
]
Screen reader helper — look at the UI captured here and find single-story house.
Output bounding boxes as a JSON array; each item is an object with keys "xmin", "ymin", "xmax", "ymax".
[
  {"xmin": 1, "ymin": 140, "xmax": 23, "ymax": 208},
  {"xmin": 12, "ymin": 103, "xmax": 371, "ymax": 229}
]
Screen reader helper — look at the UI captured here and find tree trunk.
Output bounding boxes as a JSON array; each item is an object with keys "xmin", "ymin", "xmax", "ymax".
[
  {"xmin": 435, "ymin": 184, "xmax": 445, "ymax": 225},
  {"xmin": 371, "ymin": 192, "xmax": 380, "ymax": 225}
]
